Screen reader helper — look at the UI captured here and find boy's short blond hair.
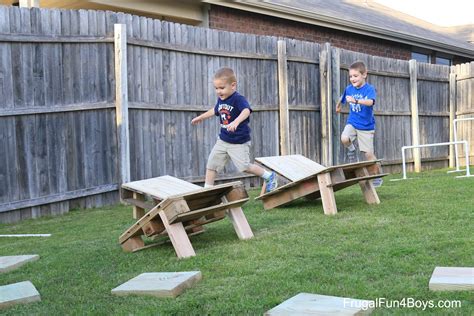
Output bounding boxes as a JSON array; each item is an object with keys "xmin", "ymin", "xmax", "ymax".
[
  {"xmin": 349, "ymin": 61, "xmax": 367, "ymax": 74},
  {"xmin": 214, "ymin": 67, "xmax": 237, "ymax": 84}
]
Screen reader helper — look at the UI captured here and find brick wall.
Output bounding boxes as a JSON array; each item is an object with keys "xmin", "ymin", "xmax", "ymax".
[{"xmin": 209, "ymin": 5, "xmax": 411, "ymax": 61}]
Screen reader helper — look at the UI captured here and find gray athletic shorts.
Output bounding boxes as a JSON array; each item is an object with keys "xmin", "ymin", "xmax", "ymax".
[
  {"xmin": 206, "ymin": 139, "xmax": 251, "ymax": 172},
  {"xmin": 342, "ymin": 124, "xmax": 375, "ymax": 153}
]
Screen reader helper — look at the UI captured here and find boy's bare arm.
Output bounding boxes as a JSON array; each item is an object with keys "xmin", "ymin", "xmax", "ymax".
[
  {"xmin": 336, "ymin": 100, "xmax": 342, "ymax": 113},
  {"xmin": 226, "ymin": 108, "xmax": 250, "ymax": 132},
  {"xmin": 346, "ymin": 96, "xmax": 374, "ymax": 106},
  {"xmin": 191, "ymin": 108, "xmax": 215, "ymax": 125}
]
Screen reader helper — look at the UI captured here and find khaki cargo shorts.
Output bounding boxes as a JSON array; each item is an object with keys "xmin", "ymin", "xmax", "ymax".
[
  {"xmin": 206, "ymin": 139, "xmax": 251, "ymax": 172},
  {"xmin": 342, "ymin": 124, "xmax": 375, "ymax": 153}
]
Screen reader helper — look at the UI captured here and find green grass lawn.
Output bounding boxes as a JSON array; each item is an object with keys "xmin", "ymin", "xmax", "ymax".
[{"xmin": 1, "ymin": 169, "xmax": 473, "ymax": 315}]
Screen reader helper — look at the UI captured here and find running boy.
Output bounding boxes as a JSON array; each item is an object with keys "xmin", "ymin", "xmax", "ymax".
[
  {"xmin": 336, "ymin": 61, "xmax": 382, "ymax": 186},
  {"xmin": 191, "ymin": 67, "xmax": 278, "ymax": 192}
]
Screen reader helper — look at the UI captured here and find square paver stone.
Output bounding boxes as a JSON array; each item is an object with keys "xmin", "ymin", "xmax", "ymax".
[
  {"xmin": 111, "ymin": 271, "xmax": 202, "ymax": 298},
  {"xmin": 0, "ymin": 255, "xmax": 40, "ymax": 273},
  {"xmin": 265, "ymin": 293, "xmax": 375, "ymax": 315},
  {"xmin": 429, "ymin": 267, "xmax": 474, "ymax": 291},
  {"xmin": 0, "ymin": 281, "xmax": 41, "ymax": 309}
]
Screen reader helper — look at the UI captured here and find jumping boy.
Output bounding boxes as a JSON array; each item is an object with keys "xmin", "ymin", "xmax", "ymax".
[
  {"xmin": 191, "ymin": 67, "xmax": 278, "ymax": 192},
  {"xmin": 336, "ymin": 61, "xmax": 382, "ymax": 187}
]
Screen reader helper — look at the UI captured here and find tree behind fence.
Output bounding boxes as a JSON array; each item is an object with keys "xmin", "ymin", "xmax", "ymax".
[{"xmin": 0, "ymin": 6, "xmax": 472, "ymax": 223}]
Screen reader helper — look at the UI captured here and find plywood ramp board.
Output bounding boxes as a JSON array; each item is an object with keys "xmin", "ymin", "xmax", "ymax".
[
  {"xmin": 255, "ymin": 155, "xmax": 327, "ymax": 181},
  {"xmin": 122, "ymin": 175, "xmax": 201, "ymax": 200}
]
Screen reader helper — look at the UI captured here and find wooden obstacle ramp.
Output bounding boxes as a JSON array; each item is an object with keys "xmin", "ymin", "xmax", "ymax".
[
  {"xmin": 119, "ymin": 176, "xmax": 253, "ymax": 258},
  {"xmin": 121, "ymin": 175, "xmax": 202, "ymax": 219},
  {"xmin": 255, "ymin": 155, "xmax": 388, "ymax": 215}
]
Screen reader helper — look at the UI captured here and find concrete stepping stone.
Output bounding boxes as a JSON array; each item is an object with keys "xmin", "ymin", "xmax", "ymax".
[
  {"xmin": 265, "ymin": 293, "xmax": 374, "ymax": 315},
  {"xmin": 0, "ymin": 281, "xmax": 41, "ymax": 309},
  {"xmin": 111, "ymin": 271, "xmax": 202, "ymax": 298},
  {"xmin": 429, "ymin": 267, "xmax": 474, "ymax": 291},
  {"xmin": 0, "ymin": 255, "xmax": 40, "ymax": 273}
]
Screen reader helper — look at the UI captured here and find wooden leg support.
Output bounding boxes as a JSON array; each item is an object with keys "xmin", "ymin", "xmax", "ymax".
[
  {"xmin": 261, "ymin": 178, "xmax": 320, "ymax": 210},
  {"xmin": 226, "ymin": 207, "xmax": 254, "ymax": 240},
  {"xmin": 132, "ymin": 192, "xmax": 146, "ymax": 219},
  {"xmin": 317, "ymin": 172, "xmax": 338, "ymax": 215},
  {"xmin": 222, "ymin": 190, "xmax": 253, "ymax": 240},
  {"xmin": 355, "ymin": 167, "xmax": 380, "ymax": 204},
  {"xmin": 158, "ymin": 210, "xmax": 196, "ymax": 259},
  {"xmin": 121, "ymin": 236, "xmax": 145, "ymax": 252}
]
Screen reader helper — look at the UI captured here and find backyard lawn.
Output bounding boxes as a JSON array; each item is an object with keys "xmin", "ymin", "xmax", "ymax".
[{"xmin": 1, "ymin": 169, "xmax": 473, "ymax": 315}]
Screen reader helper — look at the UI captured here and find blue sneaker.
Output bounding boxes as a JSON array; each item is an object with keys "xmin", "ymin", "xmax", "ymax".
[
  {"xmin": 372, "ymin": 178, "xmax": 383, "ymax": 188},
  {"xmin": 265, "ymin": 172, "xmax": 278, "ymax": 193}
]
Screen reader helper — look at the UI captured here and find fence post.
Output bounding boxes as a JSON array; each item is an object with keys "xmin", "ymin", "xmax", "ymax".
[
  {"xmin": 409, "ymin": 59, "xmax": 421, "ymax": 172},
  {"xmin": 114, "ymin": 24, "xmax": 130, "ymax": 184},
  {"xmin": 320, "ymin": 43, "xmax": 333, "ymax": 166},
  {"xmin": 331, "ymin": 47, "xmax": 341, "ymax": 165},
  {"xmin": 448, "ymin": 71, "xmax": 457, "ymax": 168},
  {"xmin": 277, "ymin": 40, "xmax": 290, "ymax": 156}
]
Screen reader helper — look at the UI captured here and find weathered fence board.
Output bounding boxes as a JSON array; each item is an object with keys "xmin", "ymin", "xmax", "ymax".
[{"xmin": 454, "ymin": 62, "xmax": 474, "ymax": 166}]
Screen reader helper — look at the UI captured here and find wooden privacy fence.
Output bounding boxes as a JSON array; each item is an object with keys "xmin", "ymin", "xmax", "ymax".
[{"xmin": 0, "ymin": 6, "xmax": 472, "ymax": 223}]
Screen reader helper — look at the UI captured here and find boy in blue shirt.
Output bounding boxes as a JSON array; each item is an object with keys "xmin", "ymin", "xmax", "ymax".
[
  {"xmin": 191, "ymin": 67, "xmax": 278, "ymax": 192},
  {"xmin": 336, "ymin": 61, "xmax": 382, "ymax": 187}
]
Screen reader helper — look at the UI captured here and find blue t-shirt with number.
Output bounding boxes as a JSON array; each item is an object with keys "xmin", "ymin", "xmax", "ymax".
[
  {"xmin": 214, "ymin": 91, "xmax": 252, "ymax": 144},
  {"xmin": 340, "ymin": 83, "xmax": 377, "ymax": 130}
]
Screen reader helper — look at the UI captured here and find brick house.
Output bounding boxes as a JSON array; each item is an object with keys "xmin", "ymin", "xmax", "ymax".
[{"xmin": 3, "ymin": 0, "xmax": 473, "ymax": 64}]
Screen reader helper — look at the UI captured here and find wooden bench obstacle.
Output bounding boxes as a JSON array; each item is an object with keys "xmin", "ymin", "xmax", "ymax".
[
  {"xmin": 119, "ymin": 176, "xmax": 253, "ymax": 258},
  {"xmin": 255, "ymin": 155, "xmax": 388, "ymax": 215}
]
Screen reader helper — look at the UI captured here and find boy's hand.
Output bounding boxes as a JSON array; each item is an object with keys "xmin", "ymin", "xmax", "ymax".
[
  {"xmin": 191, "ymin": 116, "xmax": 202, "ymax": 125},
  {"xmin": 226, "ymin": 121, "xmax": 239, "ymax": 132},
  {"xmin": 336, "ymin": 102, "xmax": 342, "ymax": 113},
  {"xmin": 346, "ymin": 96, "xmax": 356, "ymax": 104}
]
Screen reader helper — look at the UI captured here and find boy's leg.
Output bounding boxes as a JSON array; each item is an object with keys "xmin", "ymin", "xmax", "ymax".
[
  {"xmin": 358, "ymin": 130, "xmax": 383, "ymax": 187},
  {"xmin": 205, "ymin": 169, "xmax": 217, "ymax": 187},
  {"xmin": 341, "ymin": 124, "xmax": 358, "ymax": 163},
  {"xmin": 246, "ymin": 163, "xmax": 278, "ymax": 193},
  {"xmin": 205, "ymin": 140, "xmax": 229, "ymax": 187},
  {"xmin": 227, "ymin": 142, "xmax": 278, "ymax": 192}
]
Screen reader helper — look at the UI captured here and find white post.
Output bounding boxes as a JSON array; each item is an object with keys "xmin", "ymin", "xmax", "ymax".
[
  {"xmin": 463, "ymin": 141, "xmax": 471, "ymax": 177},
  {"xmin": 114, "ymin": 24, "xmax": 130, "ymax": 184},
  {"xmin": 397, "ymin": 141, "xmax": 472, "ymax": 181},
  {"xmin": 454, "ymin": 119, "xmax": 461, "ymax": 172},
  {"xmin": 451, "ymin": 118, "xmax": 474, "ymax": 173}
]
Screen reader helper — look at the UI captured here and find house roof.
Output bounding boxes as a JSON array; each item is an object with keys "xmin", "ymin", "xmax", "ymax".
[
  {"xmin": 443, "ymin": 25, "xmax": 474, "ymax": 44},
  {"xmin": 203, "ymin": 0, "xmax": 474, "ymax": 58}
]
